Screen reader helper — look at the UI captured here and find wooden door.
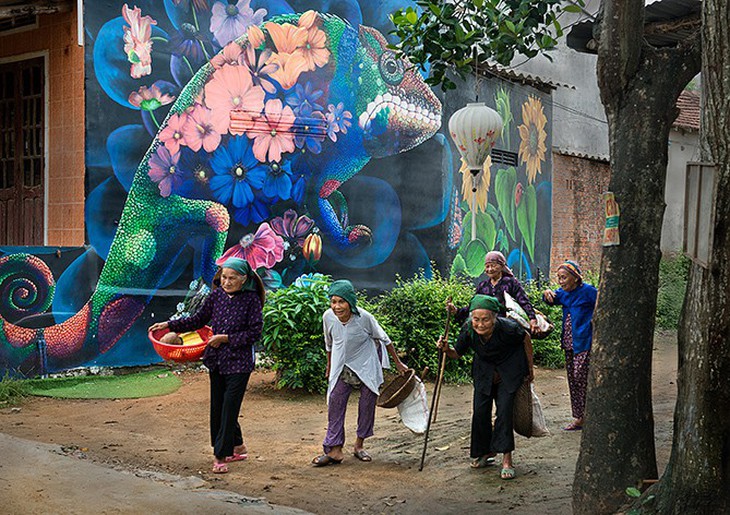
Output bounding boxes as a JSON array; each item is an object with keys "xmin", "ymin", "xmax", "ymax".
[{"xmin": 0, "ymin": 57, "xmax": 44, "ymax": 246}]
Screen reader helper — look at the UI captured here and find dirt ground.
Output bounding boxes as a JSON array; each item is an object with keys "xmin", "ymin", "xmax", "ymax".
[{"xmin": 0, "ymin": 332, "xmax": 678, "ymax": 514}]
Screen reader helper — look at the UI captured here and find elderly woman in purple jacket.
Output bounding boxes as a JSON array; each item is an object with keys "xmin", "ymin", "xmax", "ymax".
[
  {"xmin": 543, "ymin": 260, "xmax": 597, "ymax": 431},
  {"xmin": 448, "ymin": 251, "xmax": 539, "ymax": 333},
  {"xmin": 149, "ymin": 257, "xmax": 265, "ymax": 474}
]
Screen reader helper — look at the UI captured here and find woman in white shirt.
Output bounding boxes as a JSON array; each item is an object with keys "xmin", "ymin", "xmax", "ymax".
[{"xmin": 312, "ymin": 280, "xmax": 407, "ymax": 466}]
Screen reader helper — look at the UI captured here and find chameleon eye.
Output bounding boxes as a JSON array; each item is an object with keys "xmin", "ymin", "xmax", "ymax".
[{"xmin": 378, "ymin": 51, "xmax": 404, "ymax": 85}]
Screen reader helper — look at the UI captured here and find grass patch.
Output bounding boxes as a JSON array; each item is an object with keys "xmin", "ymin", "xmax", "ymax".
[
  {"xmin": 0, "ymin": 374, "xmax": 31, "ymax": 406},
  {"xmin": 25, "ymin": 370, "xmax": 182, "ymax": 399},
  {"xmin": 656, "ymin": 255, "xmax": 690, "ymax": 330}
]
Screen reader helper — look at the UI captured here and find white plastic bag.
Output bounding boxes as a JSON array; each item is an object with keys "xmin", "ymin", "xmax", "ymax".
[
  {"xmin": 396, "ymin": 377, "xmax": 429, "ymax": 435},
  {"xmin": 531, "ymin": 383, "xmax": 550, "ymax": 437}
]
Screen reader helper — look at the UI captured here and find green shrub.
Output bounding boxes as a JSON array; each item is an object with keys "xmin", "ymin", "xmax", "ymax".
[
  {"xmin": 368, "ymin": 269, "xmax": 475, "ymax": 383},
  {"xmin": 656, "ymin": 255, "xmax": 690, "ymax": 329},
  {"xmin": 524, "ymin": 280, "xmax": 565, "ymax": 369},
  {"xmin": 260, "ymin": 275, "xmax": 332, "ymax": 393},
  {"xmin": 0, "ymin": 373, "xmax": 29, "ymax": 405}
]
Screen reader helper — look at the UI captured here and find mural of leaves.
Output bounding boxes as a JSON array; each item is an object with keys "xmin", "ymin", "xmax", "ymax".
[
  {"xmin": 460, "ymin": 211, "xmax": 496, "ymax": 253},
  {"xmin": 450, "ymin": 253, "xmax": 467, "ymax": 276},
  {"xmin": 495, "ymin": 167, "xmax": 517, "ymax": 240},
  {"xmin": 516, "ymin": 184, "xmax": 537, "ymax": 262},
  {"xmin": 463, "ymin": 239, "xmax": 489, "ymax": 277}
]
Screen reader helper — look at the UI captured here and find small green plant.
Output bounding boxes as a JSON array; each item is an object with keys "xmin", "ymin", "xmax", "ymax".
[
  {"xmin": 0, "ymin": 373, "xmax": 30, "ymax": 405},
  {"xmin": 368, "ymin": 268, "xmax": 475, "ymax": 383},
  {"xmin": 524, "ymin": 280, "xmax": 564, "ymax": 368},
  {"xmin": 260, "ymin": 275, "xmax": 332, "ymax": 393},
  {"xmin": 656, "ymin": 255, "xmax": 690, "ymax": 330}
]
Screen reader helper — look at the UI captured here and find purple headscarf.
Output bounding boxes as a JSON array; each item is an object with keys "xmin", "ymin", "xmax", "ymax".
[{"xmin": 485, "ymin": 251, "xmax": 513, "ymax": 277}]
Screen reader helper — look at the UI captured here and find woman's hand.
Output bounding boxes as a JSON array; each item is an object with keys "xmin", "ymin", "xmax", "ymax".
[
  {"xmin": 436, "ymin": 335, "xmax": 448, "ymax": 350},
  {"xmin": 445, "ymin": 301, "xmax": 456, "ymax": 315},
  {"xmin": 207, "ymin": 334, "xmax": 227, "ymax": 348},
  {"xmin": 148, "ymin": 321, "xmax": 169, "ymax": 332},
  {"xmin": 529, "ymin": 319, "xmax": 539, "ymax": 334},
  {"xmin": 543, "ymin": 290, "xmax": 555, "ymax": 303},
  {"xmin": 395, "ymin": 360, "xmax": 409, "ymax": 375}
]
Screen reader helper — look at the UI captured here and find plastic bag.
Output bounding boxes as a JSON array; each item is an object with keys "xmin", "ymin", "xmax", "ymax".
[
  {"xmin": 531, "ymin": 383, "xmax": 550, "ymax": 437},
  {"xmin": 396, "ymin": 377, "xmax": 429, "ymax": 435}
]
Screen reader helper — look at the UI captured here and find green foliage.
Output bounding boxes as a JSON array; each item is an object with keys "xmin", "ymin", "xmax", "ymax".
[
  {"xmin": 495, "ymin": 87, "xmax": 513, "ymax": 148},
  {"xmin": 524, "ymin": 280, "xmax": 565, "ymax": 368},
  {"xmin": 0, "ymin": 374, "xmax": 29, "ymax": 405},
  {"xmin": 515, "ymin": 184, "xmax": 537, "ymax": 261},
  {"xmin": 368, "ymin": 269, "xmax": 476, "ymax": 383},
  {"xmin": 260, "ymin": 276, "xmax": 332, "ymax": 393},
  {"xmin": 390, "ymin": 0, "xmax": 585, "ymax": 90},
  {"xmin": 656, "ymin": 255, "xmax": 690, "ymax": 330}
]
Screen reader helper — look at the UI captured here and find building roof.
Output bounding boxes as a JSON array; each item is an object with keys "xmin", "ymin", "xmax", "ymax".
[
  {"xmin": 482, "ymin": 61, "xmax": 576, "ymax": 92},
  {"xmin": 567, "ymin": 0, "xmax": 701, "ymax": 54},
  {"xmin": 673, "ymin": 89, "xmax": 700, "ymax": 131}
]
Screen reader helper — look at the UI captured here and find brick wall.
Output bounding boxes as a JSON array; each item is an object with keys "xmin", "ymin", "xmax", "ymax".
[
  {"xmin": 0, "ymin": 9, "xmax": 85, "ymax": 246},
  {"xmin": 550, "ymin": 152, "xmax": 611, "ymax": 278}
]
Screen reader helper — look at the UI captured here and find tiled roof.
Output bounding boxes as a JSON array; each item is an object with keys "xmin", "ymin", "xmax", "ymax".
[{"xmin": 674, "ymin": 89, "xmax": 700, "ymax": 131}]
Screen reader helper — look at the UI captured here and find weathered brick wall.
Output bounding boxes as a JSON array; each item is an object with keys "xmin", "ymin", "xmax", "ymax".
[
  {"xmin": 0, "ymin": 9, "xmax": 85, "ymax": 246},
  {"xmin": 550, "ymin": 152, "xmax": 611, "ymax": 278}
]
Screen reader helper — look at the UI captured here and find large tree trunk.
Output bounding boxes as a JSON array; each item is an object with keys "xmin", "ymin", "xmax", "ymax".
[
  {"xmin": 645, "ymin": 1, "xmax": 730, "ymax": 512},
  {"xmin": 572, "ymin": 1, "xmax": 701, "ymax": 513}
]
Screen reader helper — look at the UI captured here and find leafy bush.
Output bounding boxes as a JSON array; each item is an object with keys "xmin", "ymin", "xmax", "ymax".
[
  {"xmin": 367, "ymin": 269, "xmax": 475, "ymax": 383},
  {"xmin": 524, "ymin": 280, "xmax": 565, "ymax": 369},
  {"xmin": 656, "ymin": 255, "xmax": 690, "ymax": 329},
  {"xmin": 0, "ymin": 373, "xmax": 29, "ymax": 405},
  {"xmin": 260, "ymin": 275, "xmax": 332, "ymax": 393}
]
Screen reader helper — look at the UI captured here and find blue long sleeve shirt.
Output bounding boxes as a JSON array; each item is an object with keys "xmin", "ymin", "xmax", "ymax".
[{"xmin": 544, "ymin": 283, "xmax": 597, "ymax": 354}]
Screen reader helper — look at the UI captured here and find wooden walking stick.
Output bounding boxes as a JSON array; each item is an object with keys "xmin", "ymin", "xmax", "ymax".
[{"xmin": 419, "ymin": 297, "xmax": 452, "ymax": 471}]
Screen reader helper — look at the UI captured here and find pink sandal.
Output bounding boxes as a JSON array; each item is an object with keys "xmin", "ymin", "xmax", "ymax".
[
  {"xmin": 212, "ymin": 462, "xmax": 229, "ymax": 474},
  {"xmin": 224, "ymin": 453, "xmax": 248, "ymax": 463}
]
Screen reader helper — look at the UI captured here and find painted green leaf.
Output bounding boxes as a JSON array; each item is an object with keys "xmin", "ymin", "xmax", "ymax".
[
  {"xmin": 450, "ymin": 254, "xmax": 467, "ymax": 277},
  {"xmin": 516, "ymin": 184, "xmax": 537, "ymax": 262},
  {"xmin": 460, "ymin": 211, "xmax": 496, "ymax": 253},
  {"xmin": 495, "ymin": 167, "xmax": 517, "ymax": 240},
  {"xmin": 625, "ymin": 487, "xmax": 641, "ymax": 498},
  {"xmin": 463, "ymin": 239, "xmax": 488, "ymax": 277},
  {"xmin": 496, "ymin": 229, "xmax": 509, "ymax": 254}
]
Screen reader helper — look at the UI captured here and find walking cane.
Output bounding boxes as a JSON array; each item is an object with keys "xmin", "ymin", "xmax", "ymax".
[{"xmin": 419, "ymin": 297, "xmax": 452, "ymax": 471}]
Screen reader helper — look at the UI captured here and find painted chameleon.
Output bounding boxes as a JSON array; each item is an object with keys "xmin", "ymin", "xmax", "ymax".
[{"xmin": 0, "ymin": 11, "xmax": 441, "ymax": 375}]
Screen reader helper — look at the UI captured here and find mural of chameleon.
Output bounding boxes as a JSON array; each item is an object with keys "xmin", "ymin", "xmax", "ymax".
[{"xmin": 0, "ymin": 10, "xmax": 441, "ymax": 375}]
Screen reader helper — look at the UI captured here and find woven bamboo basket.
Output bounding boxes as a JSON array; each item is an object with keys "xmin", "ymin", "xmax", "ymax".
[{"xmin": 377, "ymin": 368, "xmax": 416, "ymax": 408}]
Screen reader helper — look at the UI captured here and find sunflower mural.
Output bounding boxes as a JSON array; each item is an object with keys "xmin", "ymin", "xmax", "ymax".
[{"xmin": 449, "ymin": 86, "xmax": 552, "ymax": 282}]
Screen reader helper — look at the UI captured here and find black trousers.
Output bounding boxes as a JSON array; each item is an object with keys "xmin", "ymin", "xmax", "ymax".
[
  {"xmin": 209, "ymin": 369, "xmax": 250, "ymax": 459},
  {"xmin": 470, "ymin": 381, "xmax": 516, "ymax": 458}
]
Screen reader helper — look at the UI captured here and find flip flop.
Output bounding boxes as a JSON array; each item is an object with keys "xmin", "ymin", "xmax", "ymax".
[
  {"xmin": 353, "ymin": 449, "xmax": 372, "ymax": 462},
  {"xmin": 224, "ymin": 453, "xmax": 248, "ymax": 463},
  {"xmin": 312, "ymin": 454, "xmax": 343, "ymax": 467},
  {"xmin": 470, "ymin": 455, "xmax": 496, "ymax": 469},
  {"xmin": 563, "ymin": 422, "xmax": 583, "ymax": 431},
  {"xmin": 500, "ymin": 467, "xmax": 516, "ymax": 480},
  {"xmin": 212, "ymin": 462, "xmax": 229, "ymax": 474}
]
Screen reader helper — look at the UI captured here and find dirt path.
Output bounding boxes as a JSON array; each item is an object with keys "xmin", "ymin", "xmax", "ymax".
[{"xmin": 0, "ymin": 333, "xmax": 678, "ymax": 514}]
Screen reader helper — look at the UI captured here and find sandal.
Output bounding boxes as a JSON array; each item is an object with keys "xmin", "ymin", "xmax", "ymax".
[
  {"xmin": 312, "ymin": 454, "xmax": 343, "ymax": 467},
  {"xmin": 500, "ymin": 467, "xmax": 516, "ymax": 480},
  {"xmin": 353, "ymin": 449, "xmax": 372, "ymax": 462},
  {"xmin": 224, "ymin": 453, "xmax": 248, "ymax": 463},
  {"xmin": 212, "ymin": 462, "xmax": 229, "ymax": 474},
  {"xmin": 563, "ymin": 422, "xmax": 583, "ymax": 431},
  {"xmin": 470, "ymin": 454, "xmax": 496, "ymax": 469}
]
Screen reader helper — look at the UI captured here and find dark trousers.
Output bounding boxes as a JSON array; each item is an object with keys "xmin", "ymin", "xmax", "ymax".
[
  {"xmin": 470, "ymin": 381, "xmax": 516, "ymax": 458},
  {"xmin": 209, "ymin": 369, "xmax": 250, "ymax": 460}
]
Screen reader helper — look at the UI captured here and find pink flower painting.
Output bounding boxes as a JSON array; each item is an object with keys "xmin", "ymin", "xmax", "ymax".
[
  {"xmin": 158, "ymin": 112, "xmax": 190, "ymax": 155},
  {"xmin": 249, "ymin": 99, "xmax": 296, "ymax": 163},
  {"xmin": 182, "ymin": 104, "xmax": 222, "ymax": 153},
  {"xmin": 122, "ymin": 4, "xmax": 156, "ymax": 79},
  {"xmin": 216, "ymin": 222, "xmax": 284, "ymax": 270},
  {"xmin": 204, "ymin": 64, "xmax": 266, "ymax": 135}
]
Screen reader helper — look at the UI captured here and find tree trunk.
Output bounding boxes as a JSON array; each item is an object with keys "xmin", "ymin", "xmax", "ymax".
[
  {"xmin": 572, "ymin": 2, "xmax": 701, "ymax": 513},
  {"xmin": 645, "ymin": 1, "xmax": 730, "ymax": 512}
]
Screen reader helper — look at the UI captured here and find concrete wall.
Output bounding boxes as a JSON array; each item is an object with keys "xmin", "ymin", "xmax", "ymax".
[
  {"xmin": 0, "ymin": 8, "xmax": 85, "ymax": 246},
  {"xmin": 661, "ymin": 128, "xmax": 700, "ymax": 255}
]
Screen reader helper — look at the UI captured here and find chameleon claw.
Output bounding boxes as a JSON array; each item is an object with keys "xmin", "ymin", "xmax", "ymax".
[{"xmin": 346, "ymin": 224, "xmax": 373, "ymax": 245}]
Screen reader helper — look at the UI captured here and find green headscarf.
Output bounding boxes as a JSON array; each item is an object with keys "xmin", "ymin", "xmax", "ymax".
[
  {"xmin": 469, "ymin": 294, "xmax": 503, "ymax": 313},
  {"xmin": 221, "ymin": 257, "xmax": 257, "ymax": 292},
  {"xmin": 328, "ymin": 279, "xmax": 359, "ymax": 314}
]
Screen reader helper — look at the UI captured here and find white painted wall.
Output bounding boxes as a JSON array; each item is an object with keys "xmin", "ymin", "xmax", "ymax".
[{"xmin": 661, "ymin": 128, "xmax": 701, "ymax": 254}]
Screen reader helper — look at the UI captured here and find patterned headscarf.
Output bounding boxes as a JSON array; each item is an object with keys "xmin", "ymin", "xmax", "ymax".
[
  {"xmin": 220, "ymin": 257, "xmax": 258, "ymax": 293},
  {"xmin": 469, "ymin": 294, "xmax": 504, "ymax": 313},
  {"xmin": 558, "ymin": 260, "xmax": 583, "ymax": 282},
  {"xmin": 485, "ymin": 250, "xmax": 513, "ymax": 277},
  {"xmin": 328, "ymin": 279, "xmax": 359, "ymax": 314}
]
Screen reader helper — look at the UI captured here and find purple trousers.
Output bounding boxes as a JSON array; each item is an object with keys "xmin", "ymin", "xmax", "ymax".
[{"xmin": 323, "ymin": 376, "xmax": 378, "ymax": 453}]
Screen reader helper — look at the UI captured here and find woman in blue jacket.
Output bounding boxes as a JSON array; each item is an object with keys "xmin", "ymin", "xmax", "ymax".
[{"xmin": 543, "ymin": 260, "xmax": 597, "ymax": 431}]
